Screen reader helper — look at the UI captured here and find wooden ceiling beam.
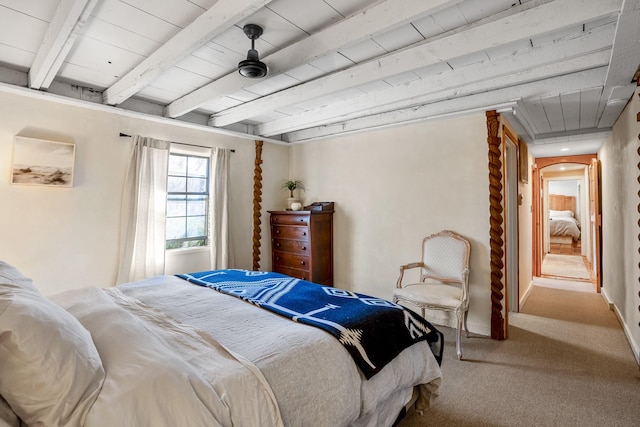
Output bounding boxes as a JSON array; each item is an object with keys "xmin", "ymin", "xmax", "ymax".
[
  {"xmin": 282, "ymin": 67, "xmax": 607, "ymax": 143},
  {"xmin": 595, "ymin": 0, "xmax": 640, "ymax": 126},
  {"xmin": 28, "ymin": 0, "xmax": 99, "ymax": 89},
  {"xmin": 210, "ymin": 0, "xmax": 621, "ymax": 128},
  {"xmin": 164, "ymin": 0, "xmax": 461, "ymax": 118},
  {"xmin": 102, "ymin": 0, "xmax": 273, "ymax": 105},
  {"xmin": 256, "ymin": 28, "xmax": 614, "ymax": 136}
]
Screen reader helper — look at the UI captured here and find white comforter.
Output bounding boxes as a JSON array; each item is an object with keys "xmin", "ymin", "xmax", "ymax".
[
  {"xmin": 53, "ymin": 287, "xmax": 283, "ymax": 427},
  {"xmin": 549, "ymin": 216, "xmax": 581, "ymax": 240},
  {"xmin": 55, "ymin": 275, "xmax": 442, "ymax": 427}
]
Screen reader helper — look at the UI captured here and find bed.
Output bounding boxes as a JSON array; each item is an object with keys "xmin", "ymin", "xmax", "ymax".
[
  {"xmin": 548, "ymin": 194, "xmax": 581, "ymax": 244},
  {"xmin": 0, "ymin": 261, "xmax": 443, "ymax": 427}
]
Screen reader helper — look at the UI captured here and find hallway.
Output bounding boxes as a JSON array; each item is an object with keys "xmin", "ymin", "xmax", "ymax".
[
  {"xmin": 540, "ymin": 253, "xmax": 594, "ymax": 282},
  {"xmin": 399, "ymin": 283, "xmax": 640, "ymax": 426}
]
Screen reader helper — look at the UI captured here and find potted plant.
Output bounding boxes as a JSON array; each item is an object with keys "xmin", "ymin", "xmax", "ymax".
[{"xmin": 282, "ymin": 179, "xmax": 304, "ymax": 210}]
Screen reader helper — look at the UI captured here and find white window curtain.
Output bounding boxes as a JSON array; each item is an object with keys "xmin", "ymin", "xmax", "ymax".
[
  {"xmin": 116, "ymin": 135, "xmax": 171, "ymax": 284},
  {"xmin": 210, "ymin": 147, "xmax": 232, "ymax": 269}
]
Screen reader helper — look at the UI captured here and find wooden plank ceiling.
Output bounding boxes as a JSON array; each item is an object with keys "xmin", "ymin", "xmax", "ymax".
[{"xmin": 0, "ymin": 0, "xmax": 638, "ymax": 157}]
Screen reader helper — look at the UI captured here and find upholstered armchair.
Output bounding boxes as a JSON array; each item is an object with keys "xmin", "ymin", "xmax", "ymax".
[{"xmin": 393, "ymin": 230, "xmax": 471, "ymax": 359}]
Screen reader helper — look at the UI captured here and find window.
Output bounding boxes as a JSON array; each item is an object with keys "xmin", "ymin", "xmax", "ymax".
[{"xmin": 166, "ymin": 153, "xmax": 210, "ymax": 250}]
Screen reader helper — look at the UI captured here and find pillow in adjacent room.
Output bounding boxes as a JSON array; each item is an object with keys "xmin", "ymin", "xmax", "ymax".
[
  {"xmin": 549, "ymin": 209, "xmax": 574, "ymax": 218},
  {"xmin": 0, "ymin": 261, "xmax": 105, "ymax": 426}
]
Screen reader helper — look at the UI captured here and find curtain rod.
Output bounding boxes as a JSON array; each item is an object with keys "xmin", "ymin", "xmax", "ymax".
[{"xmin": 119, "ymin": 133, "xmax": 235, "ymax": 152}]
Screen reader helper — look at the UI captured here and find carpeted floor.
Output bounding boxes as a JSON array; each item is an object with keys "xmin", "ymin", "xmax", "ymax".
[
  {"xmin": 541, "ymin": 254, "xmax": 591, "ymax": 280},
  {"xmin": 397, "ymin": 285, "xmax": 640, "ymax": 426}
]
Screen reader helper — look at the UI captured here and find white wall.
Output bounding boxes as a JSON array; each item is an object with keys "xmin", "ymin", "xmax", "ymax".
[
  {"xmin": 518, "ymin": 148, "xmax": 533, "ymax": 306},
  {"xmin": 599, "ymin": 85, "xmax": 640, "ymax": 362},
  {"xmin": 290, "ymin": 115, "xmax": 492, "ymax": 336},
  {"xmin": 0, "ymin": 87, "xmax": 289, "ymax": 295}
]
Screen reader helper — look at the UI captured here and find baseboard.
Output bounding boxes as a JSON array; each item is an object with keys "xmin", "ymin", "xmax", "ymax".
[
  {"xmin": 520, "ymin": 280, "xmax": 534, "ymax": 308},
  {"xmin": 420, "ymin": 312, "xmax": 490, "ymax": 337},
  {"xmin": 601, "ymin": 288, "xmax": 640, "ymax": 365}
]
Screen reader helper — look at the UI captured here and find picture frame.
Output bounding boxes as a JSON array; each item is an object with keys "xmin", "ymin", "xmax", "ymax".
[
  {"xmin": 11, "ymin": 136, "xmax": 75, "ymax": 187},
  {"xmin": 518, "ymin": 139, "xmax": 528, "ymax": 184}
]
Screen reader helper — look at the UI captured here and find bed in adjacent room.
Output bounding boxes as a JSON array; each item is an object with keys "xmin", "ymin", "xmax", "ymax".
[
  {"xmin": 548, "ymin": 194, "xmax": 581, "ymax": 245},
  {"xmin": 0, "ymin": 262, "xmax": 443, "ymax": 427}
]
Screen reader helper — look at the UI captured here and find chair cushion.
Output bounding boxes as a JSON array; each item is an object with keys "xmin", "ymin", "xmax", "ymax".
[{"xmin": 394, "ymin": 281, "xmax": 463, "ymax": 309}]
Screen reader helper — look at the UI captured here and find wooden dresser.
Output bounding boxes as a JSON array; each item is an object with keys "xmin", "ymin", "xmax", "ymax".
[{"xmin": 268, "ymin": 209, "xmax": 334, "ymax": 286}]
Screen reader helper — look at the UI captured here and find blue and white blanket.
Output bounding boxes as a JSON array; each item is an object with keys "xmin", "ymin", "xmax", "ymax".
[{"xmin": 177, "ymin": 269, "xmax": 443, "ymax": 379}]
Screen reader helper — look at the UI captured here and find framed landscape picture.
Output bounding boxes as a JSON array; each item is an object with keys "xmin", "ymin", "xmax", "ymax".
[{"xmin": 11, "ymin": 136, "xmax": 75, "ymax": 187}]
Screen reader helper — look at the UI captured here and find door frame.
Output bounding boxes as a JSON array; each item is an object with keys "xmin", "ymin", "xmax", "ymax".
[{"xmin": 533, "ymin": 154, "xmax": 601, "ymax": 291}]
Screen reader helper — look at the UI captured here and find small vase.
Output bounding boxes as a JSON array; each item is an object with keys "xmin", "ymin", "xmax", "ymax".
[{"xmin": 287, "ymin": 197, "xmax": 300, "ymax": 210}]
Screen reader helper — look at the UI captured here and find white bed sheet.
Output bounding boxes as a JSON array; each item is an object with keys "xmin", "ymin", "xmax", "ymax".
[
  {"xmin": 549, "ymin": 216, "xmax": 581, "ymax": 240},
  {"xmin": 52, "ymin": 286, "xmax": 283, "ymax": 427},
  {"xmin": 117, "ymin": 275, "xmax": 442, "ymax": 426}
]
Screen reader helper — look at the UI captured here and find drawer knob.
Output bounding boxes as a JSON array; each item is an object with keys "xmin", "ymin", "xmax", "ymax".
[
  {"xmin": 303, "ymin": 232, "xmax": 307, "ymax": 236},
  {"xmin": 301, "ymin": 246, "xmax": 307, "ymax": 250},
  {"xmin": 299, "ymin": 218, "xmax": 304, "ymax": 222},
  {"xmin": 300, "ymin": 261, "xmax": 306, "ymax": 266},
  {"xmin": 276, "ymin": 230, "xmax": 280, "ymax": 234},
  {"xmin": 276, "ymin": 243, "xmax": 280, "ymax": 247}
]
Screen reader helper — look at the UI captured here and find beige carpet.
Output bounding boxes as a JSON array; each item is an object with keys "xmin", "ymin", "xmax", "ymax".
[
  {"xmin": 397, "ymin": 285, "xmax": 640, "ymax": 427},
  {"xmin": 541, "ymin": 254, "xmax": 591, "ymax": 280}
]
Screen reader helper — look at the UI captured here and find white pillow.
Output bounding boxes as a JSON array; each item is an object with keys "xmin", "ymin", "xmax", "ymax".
[
  {"xmin": 0, "ymin": 395, "xmax": 20, "ymax": 427},
  {"xmin": 0, "ymin": 260, "xmax": 38, "ymax": 294},
  {"xmin": 0, "ymin": 261, "xmax": 105, "ymax": 427},
  {"xmin": 549, "ymin": 209, "xmax": 573, "ymax": 218}
]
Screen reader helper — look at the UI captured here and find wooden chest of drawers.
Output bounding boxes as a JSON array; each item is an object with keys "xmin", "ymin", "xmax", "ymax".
[{"xmin": 269, "ymin": 210, "xmax": 334, "ymax": 286}]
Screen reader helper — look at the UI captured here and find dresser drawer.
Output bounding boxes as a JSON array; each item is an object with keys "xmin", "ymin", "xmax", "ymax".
[
  {"xmin": 273, "ymin": 265, "xmax": 310, "ymax": 281},
  {"xmin": 272, "ymin": 238, "xmax": 310, "ymax": 255},
  {"xmin": 271, "ymin": 225, "xmax": 309, "ymax": 240},
  {"xmin": 273, "ymin": 251, "xmax": 310, "ymax": 269},
  {"xmin": 271, "ymin": 214, "xmax": 309, "ymax": 226}
]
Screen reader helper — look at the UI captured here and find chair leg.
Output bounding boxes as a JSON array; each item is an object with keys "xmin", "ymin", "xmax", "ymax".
[
  {"xmin": 456, "ymin": 311, "xmax": 463, "ymax": 360},
  {"xmin": 463, "ymin": 308, "xmax": 470, "ymax": 338}
]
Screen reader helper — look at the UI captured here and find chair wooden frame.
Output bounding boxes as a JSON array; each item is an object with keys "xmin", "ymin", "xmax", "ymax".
[{"xmin": 393, "ymin": 230, "xmax": 471, "ymax": 359}]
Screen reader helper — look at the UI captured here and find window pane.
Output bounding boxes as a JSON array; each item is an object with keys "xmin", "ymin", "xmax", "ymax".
[
  {"xmin": 168, "ymin": 176, "xmax": 186, "ymax": 192},
  {"xmin": 167, "ymin": 197, "xmax": 186, "ymax": 217},
  {"xmin": 186, "ymin": 216, "xmax": 206, "ymax": 238},
  {"xmin": 188, "ymin": 157, "xmax": 208, "ymax": 177},
  {"xmin": 168, "ymin": 155, "xmax": 186, "ymax": 175},
  {"xmin": 186, "ymin": 196, "xmax": 207, "ymax": 216},
  {"xmin": 185, "ymin": 239, "xmax": 206, "ymax": 248},
  {"xmin": 166, "ymin": 153, "xmax": 210, "ymax": 250},
  {"xmin": 166, "ymin": 217, "xmax": 186, "ymax": 240},
  {"xmin": 187, "ymin": 177, "xmax": 207, "ymax": 193}
]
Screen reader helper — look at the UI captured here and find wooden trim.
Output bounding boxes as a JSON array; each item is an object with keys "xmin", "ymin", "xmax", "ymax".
[
  {"xmin": 252, "ymin": 140, "xmax": 264, "ymax": 270},
  {"xmin": 487, "ymin": 110, "xmax": 506, "ymax": 340},
  {"xmin": 532, "ymin": 165, "xmax": 541, "ymax": 276},
  {"xmin": 536, "ymin": 154, "xmax": 594, "ymax": 168}
]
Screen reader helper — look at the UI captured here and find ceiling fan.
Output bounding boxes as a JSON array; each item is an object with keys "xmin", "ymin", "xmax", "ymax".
[{"xmin": 238, "ymin": 24, "xmax": 267, "ymax": 78}]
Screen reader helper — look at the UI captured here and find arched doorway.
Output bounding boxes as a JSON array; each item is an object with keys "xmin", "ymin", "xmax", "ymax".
[{"xmin": 532, "ymin": 154, "xmax": 601, "ymax": 292}]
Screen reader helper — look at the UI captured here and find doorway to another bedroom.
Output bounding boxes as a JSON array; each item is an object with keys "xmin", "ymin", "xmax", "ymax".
[{"xmin": 533, "ymin": 155, "xmax": 600, "ymax": 292}]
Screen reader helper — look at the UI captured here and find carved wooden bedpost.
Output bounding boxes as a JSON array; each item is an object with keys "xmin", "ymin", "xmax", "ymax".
[
  {"xmin": 252, "ymin": 140, "xmax": 264, "ymax": 271},
  {"xmin": 486, "ymin": 110, "xmax": 506, "ymax": 340}
]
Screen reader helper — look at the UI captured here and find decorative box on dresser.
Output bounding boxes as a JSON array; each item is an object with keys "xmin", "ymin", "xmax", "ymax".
[{"xmin": 268, "ymin": 209, "xmax": 334, "ymax": 286}]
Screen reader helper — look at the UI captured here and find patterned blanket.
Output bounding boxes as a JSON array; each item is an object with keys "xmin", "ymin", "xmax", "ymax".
[{"xmin": 177, "ymin": 269, "xmax": 443, "ymax": 379}]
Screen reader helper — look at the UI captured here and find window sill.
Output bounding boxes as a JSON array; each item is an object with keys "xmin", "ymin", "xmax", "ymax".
[{"xmin": 165, "ymin": 246, "xmax": 210, "ymax": 255}]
